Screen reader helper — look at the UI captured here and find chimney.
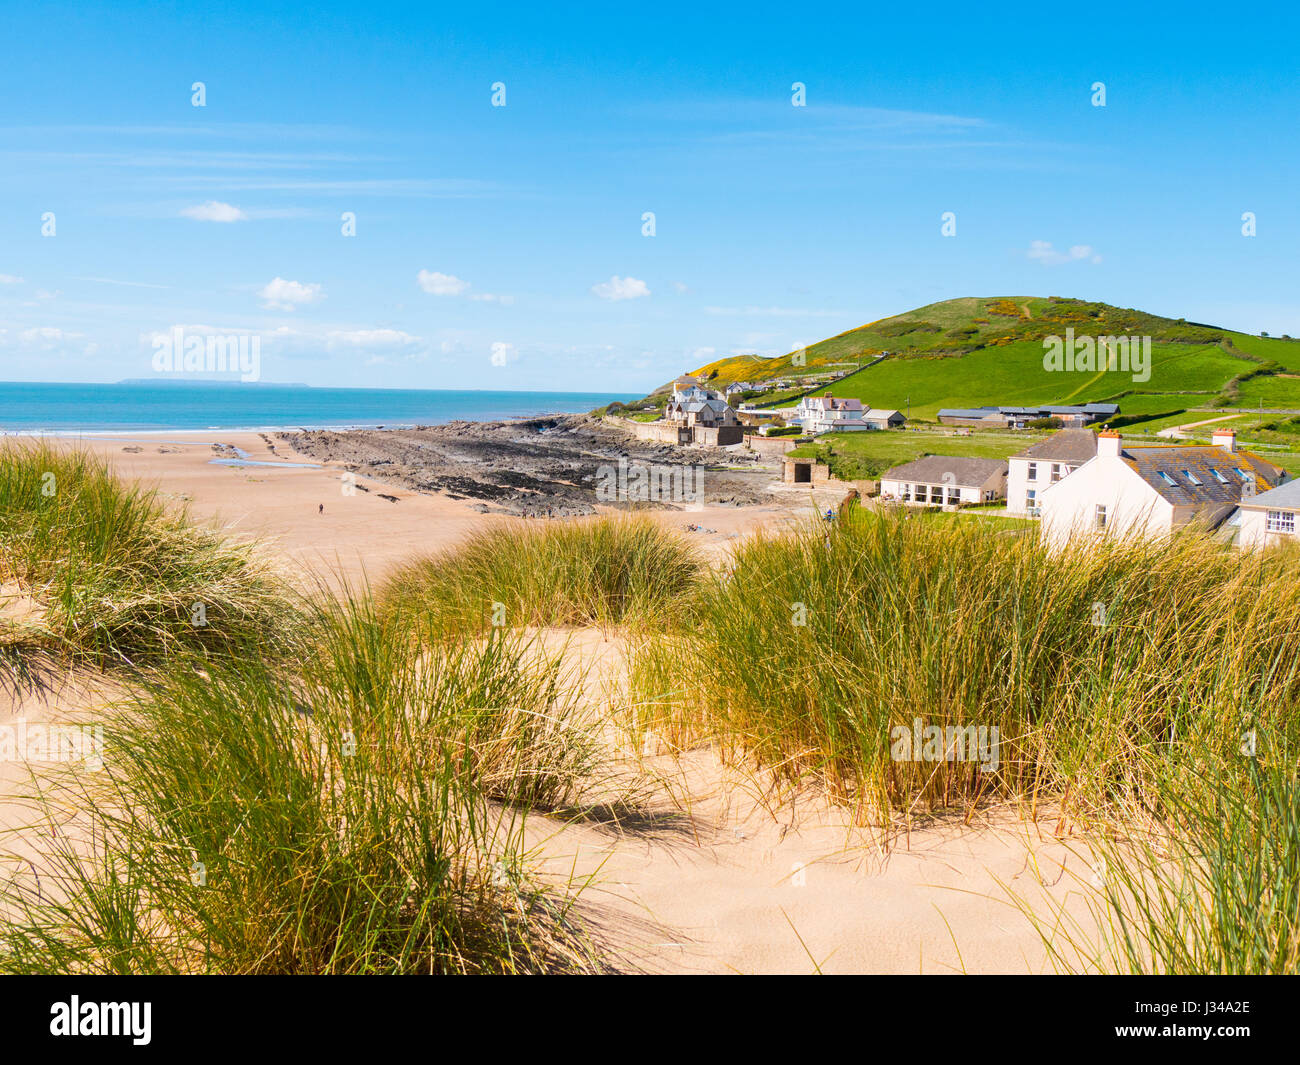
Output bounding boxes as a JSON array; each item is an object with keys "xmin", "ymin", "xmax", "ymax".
[
  {"xmin": 1213, "ymin": 429, "xmax": 1237, "ymax": 454},
  {"xmin": 1098, "ymin": 430, "xmax": 1123, "ymax": 458}
]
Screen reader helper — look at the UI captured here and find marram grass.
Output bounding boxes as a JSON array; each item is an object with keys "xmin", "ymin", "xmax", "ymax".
[
  {"xmin": 631, "ymin": 508, "xmax": 1300, "ymax": 824},
  {"xmin": 0, "ymin": 442, "xmax": 294, "ymax": 665},
  {"xmin": 380, "ymin": 514, "xmax": 699, "ymax": 634},
  {"xmin": 0, "ymin": 594, "xmax": 608, "ymax": 974}
]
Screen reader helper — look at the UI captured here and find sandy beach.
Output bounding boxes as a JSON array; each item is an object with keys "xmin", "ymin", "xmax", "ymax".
[{"xmin": 0, "ymin": 427, "xmax": 1109, "ymax": 973}]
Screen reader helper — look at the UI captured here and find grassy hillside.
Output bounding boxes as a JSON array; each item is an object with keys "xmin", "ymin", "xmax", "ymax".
[{"xmin": 668, "ymin": 296, "xmax": 1300, "ymax": 421}]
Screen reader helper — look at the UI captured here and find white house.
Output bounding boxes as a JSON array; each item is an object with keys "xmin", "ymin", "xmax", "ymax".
[
  {"xmin": 795, "ymin": 394, "xmax": 866, "ymax": 432},
  {"xmin": 1232, "ymin": 478, "xmax": 1300, "ymax": 549},
  {"xmin": 665, "ymin": 375, "xmax": 738, "ymax": 426},
  {"xmin": 1007, "ymin": 428, "xmax": 1098, "ymax": 516},
  {"xmin": 1039, "ymin": 430, "xmax": 1288, "ymax": 548},
  {"xmin": 880, "ymin": 456, "xmax": 1008, "ymax": 507},
  {"xmin": 794, "ymin": 395, "xmax": 906, "ymax": 434}
]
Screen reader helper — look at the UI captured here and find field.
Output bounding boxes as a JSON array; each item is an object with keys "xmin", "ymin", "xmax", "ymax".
[
  {"xmin": 630, "ymin": 297, "xmax": 1300, "ymax": 422},
  {"xmin": 788, "ymin": 427, "xmax": 1042, "ymax": 481}
]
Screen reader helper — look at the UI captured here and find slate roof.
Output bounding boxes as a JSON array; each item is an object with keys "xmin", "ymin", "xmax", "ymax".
[
  {"xmin": 939, "ymin": 403, "xmax": 1118, "ymax": 420},
  {"xmin": 1237, "ymin": 477, "xmax": 1300, "ymax": 510},
  {"xmin": 1012, "ymin": 428, "xmax": 1099, "ymax": 463},
  {"xmin": 803, "ymin": 396, "xmax": 864, "ymax": 412},
  {"xmin": 882, "ymin": 455, "xmax": 1008, "ymax": 488},
  {"xmin": 937, "ymin": 407, "xmax": 1000, "ymax": 420},
  {"xmin": 1121, "ymin": 445, "xmax": 1286, "ymax": 506}
]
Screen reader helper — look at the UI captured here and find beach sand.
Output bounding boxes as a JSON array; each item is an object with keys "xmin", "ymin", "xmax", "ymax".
[{"xmin": 0, "ymin": 432, "xmax": 1102, "ymax": 973}]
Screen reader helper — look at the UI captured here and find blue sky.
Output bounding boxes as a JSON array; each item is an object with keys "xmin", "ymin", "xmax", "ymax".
[{"xmin": 2, "ymin": 0, "xmax": 1298, "ymax": 395}]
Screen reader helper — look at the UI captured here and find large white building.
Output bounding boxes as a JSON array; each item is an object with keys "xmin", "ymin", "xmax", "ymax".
[
  {"xmin": 1006, "ymin": 429, "xmax": 1098, "ymax": 516},
  {"xmin": 794, "ymin": 394, "xmax": 906, "ymax": 434},
  {"xmin": 1038, "ymin": 429, "xmax": 1288, "ymax": 548}
]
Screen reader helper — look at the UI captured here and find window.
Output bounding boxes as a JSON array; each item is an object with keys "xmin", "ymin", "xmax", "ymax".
[
  {"xmin": 1095, "ymin": 504, "xmax": 1107, "ymax": 529},
  {"xmin": 1051, "ymin": 463, "xmax": 1064, "ymax": 482},
  {"xmin": 1266, "ymin": 510, "xmax": 1296, "ymax": 534},
  {"xmin": 1211, "ymin": 469, "xmax": 1229, "ymax": 484},
  {"xmin": 1158, "ymin": 471, "xmax": 1177, "ymax": 487},
  {"xmin": 929, "ymin": 485, "xmax": 944, "ymax": 503},
  {"xmin": 1181, "ymin": 470, "xmax": 1202, "ymax": 486},
  {"xmin": 1236, "ymin": 468, "xmax": 1252, "ymax": 481},
  {"xmin": 1026, "ymin": 462, "xmax": 1038, "ymax": 481},
  {"xmin": 1026, "ymin": 489, "xmax": 1037, "ymax": 502}
]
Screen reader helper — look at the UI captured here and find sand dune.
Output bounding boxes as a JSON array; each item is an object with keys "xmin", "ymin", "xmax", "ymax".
[{"xmin": 0, "ymin": 433, "xmax": 1104, "ymax": 973}]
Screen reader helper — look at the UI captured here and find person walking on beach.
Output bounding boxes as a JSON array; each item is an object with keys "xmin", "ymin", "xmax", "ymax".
[{"xmin": 318, "ymin": 503, "xmax": 324, "ymax": 515}]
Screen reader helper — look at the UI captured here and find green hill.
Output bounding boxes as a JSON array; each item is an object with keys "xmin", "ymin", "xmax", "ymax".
[{"xmin": 663, "ymin": 296, "xmax": 1300, "ymax": 422}]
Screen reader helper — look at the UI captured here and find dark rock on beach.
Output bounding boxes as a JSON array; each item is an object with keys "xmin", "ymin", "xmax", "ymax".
[{"xmin": 276, "ymin": 414, "xmax": 773, "ymax": 517}]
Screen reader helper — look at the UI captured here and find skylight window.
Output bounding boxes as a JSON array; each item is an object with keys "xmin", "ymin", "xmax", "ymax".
[
  {"xmin": 1158, "ymin": 471, "xmax": 1177, "ymax": 487},
  {"xmin": 1211, "ymin": 469, "xmax": 1229, "ymax": 484},
  {"xmin": 1236, "ymin": 468, "xmax": 1252, "ymax": 481},
  {"xmin": 1181, "ymin": 470, "xmax": 1202, "ymax": 486}
]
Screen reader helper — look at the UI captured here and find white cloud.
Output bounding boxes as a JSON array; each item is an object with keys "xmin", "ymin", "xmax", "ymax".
[
  {"xmin": 325, "ymin": 328, "xmax": 421, "ymax": 349},
  {"xmin": 0, "ymin": 274, "xmax": 24, "ymax": 284},
  {"xmin": 692, "ymin": 346, "xmax": 716, "ymax": 361},
  {"xmin": 180, "ymin": 200, "xmax": 249, "ymax": 222},
  {"xmin": 19, "ymin": 326, "xmax": 86, "ymax": 352},
  {"xmin": 417, "ymin": 270, "xmax": 470, "ymax": 296},
  {"xmin": 417, "ymin": 269, "xmax": 509, "ymax": 303},
  {"xmin": 259, "ymin": 277, "xmax": 323, "ymax": 310},
  {"xmin": 1026, "ymin": 240, "xmax": 1102, "ymax": 266},
  {"xmin": 36, "ymin": 289, "xmax": 60, "ymax": 300},
  {"xmin": 671, "ymin": 281, "xmax": 689, "ymax": 294},
  {"xmin": 490, "ymin": 341, "xmax": 514, "ymax": 366},
  {"xmin": 592, "ymin": 275, "xmax": 650, "ymax": 301}
]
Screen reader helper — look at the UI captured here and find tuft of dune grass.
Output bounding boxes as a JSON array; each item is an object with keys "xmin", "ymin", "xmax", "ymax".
[
  {"xmin": 630, "ymin": 507, "xmax": 1300, "ymax": 824},
  {"xmin": 0, "ymin": 592, "xmax": 609, "ymax": 974},
  {"xmin": 0, "ymin": 442, "xmax": 296, "ymax": 665},
  {"xmin": 1007, "ymin": 758, "xmax": 1300, "ymax": 974},
  {"xmin": 380, "ymin": 515, "xmax": 700, "ymax": 634}
]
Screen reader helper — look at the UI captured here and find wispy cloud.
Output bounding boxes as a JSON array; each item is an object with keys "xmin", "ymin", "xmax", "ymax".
[
  {"xmin": 417, "ymin": 270, "xmax": 510, "ymax": 303},
  {"xmin": 592, "ymin": 276, "xmax": 650, "ymax": 301},
  {"xmin": 259, "ymin": 277, "xmax": 323, "ymax": 310},
  {"xmin": 1026, "ymin": 240, "xmax": 1102, "ymax": 266},
  {"xmin": 180, "ymin": 200, "xmax": 248, "ymax": 222}
]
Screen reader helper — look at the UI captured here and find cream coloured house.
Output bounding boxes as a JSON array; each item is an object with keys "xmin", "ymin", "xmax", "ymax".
[
  {"xmin": 1232, "ymin": 479, "xmax": 1300, "ymax": 549},
  {"xmin": 880, "ymin": 456, "xmax": 1008, "ymax": 507},
  {"xmin": 1038, "ymin": 430, "xmax": 1288, "ymax": 548},
  {"xmin": 1006, "ymin": 428, "xmax": 1098, "ymax": 516}
]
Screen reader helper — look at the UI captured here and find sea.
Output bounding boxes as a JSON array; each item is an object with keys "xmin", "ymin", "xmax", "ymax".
[{"xmin": 0, "ymin": 381, "xmax": 628, "ymax": 433}]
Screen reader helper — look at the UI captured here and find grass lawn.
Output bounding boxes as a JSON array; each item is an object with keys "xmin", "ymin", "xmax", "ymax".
[{"xmin": 789, "ymin": 427, "xmax": 1042, "ymax": 480}]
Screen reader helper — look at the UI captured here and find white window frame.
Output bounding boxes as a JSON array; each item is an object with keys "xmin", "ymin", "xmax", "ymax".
[
  {"xmin": 1095, "ymin": 504, "xmax": 1107, "ymax": 529},
  {"xmin": 1266, "ymin": 510, "xmax": 1296, "ymax": 534}
]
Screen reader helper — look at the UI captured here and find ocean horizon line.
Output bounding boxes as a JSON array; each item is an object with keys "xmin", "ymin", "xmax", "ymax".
[{"xmin": 0, "ymin": 381, "xmax": 628, "ymax": 433}]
